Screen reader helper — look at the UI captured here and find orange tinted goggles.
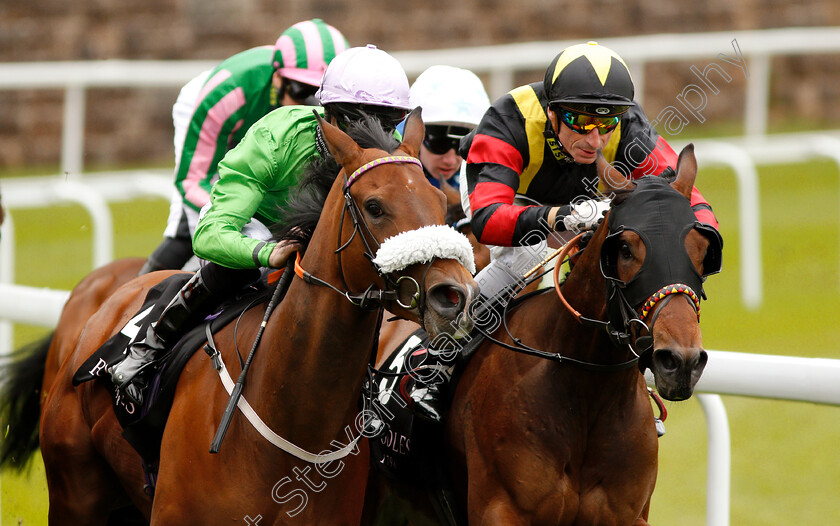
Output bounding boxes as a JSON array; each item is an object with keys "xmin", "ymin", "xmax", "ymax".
[{"xmin": 558, "ymin": 108, "xmax": 620, "ymax": 135}]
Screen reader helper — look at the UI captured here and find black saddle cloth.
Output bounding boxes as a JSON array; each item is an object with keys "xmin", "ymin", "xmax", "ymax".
[{"xmin": 73, "ymin": 273, "xmax": 272, "ymax": 463}]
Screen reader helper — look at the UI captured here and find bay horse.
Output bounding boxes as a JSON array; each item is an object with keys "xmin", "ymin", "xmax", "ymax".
[
  {"xmin": 0, "ymin": 257, "xmax": 144, "ymax": 471},
  {"xmin": 366, "ymin": 144, "xmax": 722, "ymax": 525},
  {"xmin": 12, "ymin": 109, "xmax": 479, "ymax": 524}
]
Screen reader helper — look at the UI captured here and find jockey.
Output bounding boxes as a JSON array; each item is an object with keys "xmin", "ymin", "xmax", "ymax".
[
  {"xmin": 140, "ymin": 18, "xmax": 349, "ymax": 275},
  {"xmin": 466, "ymin": 41, "xmax": 719, "ymax": 299},
  {"xmin": 109, "ymin": 45, "xmax": 412, "ymax": 406},
  {"xmin": 406, "ymin": 65, "xmax": 490, "ymax": 197},
  {"xmin": 412, "ymin": 42, "xmax": 720, "ymax": 423}
]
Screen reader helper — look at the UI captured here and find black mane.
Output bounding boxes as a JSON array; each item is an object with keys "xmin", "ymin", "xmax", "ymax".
[{"xmin": 269, "ymin": 117, "xmax": 401, "ymax": 247}]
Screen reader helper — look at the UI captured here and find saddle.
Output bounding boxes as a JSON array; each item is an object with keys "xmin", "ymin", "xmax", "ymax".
[{"xmin": 73, "ymin": 274, "xmax": 273, "ymax": 465}]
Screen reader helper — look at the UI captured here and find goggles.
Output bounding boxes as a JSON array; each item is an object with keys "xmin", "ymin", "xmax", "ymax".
[
  {"xmin": 556, "ymin": 107, "xmax": 620, "ymax": 135},
  {"xmin": 331, "ymin": 103, "xmax": 408, "ymax": 132},
  {"xmin": 284, "ymin": 79, "xmax": 319, "ymax": 103},
  {"xmin": 423, "ymin": 125, "xmax": 470, "ymax": 155}
]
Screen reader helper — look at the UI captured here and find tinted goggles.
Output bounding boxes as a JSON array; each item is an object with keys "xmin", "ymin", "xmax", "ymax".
[
  {"xmin": 423, "ymin": 125, "xmax": 470, "ymax": 155},
  {"xmin": 556, "ymin": 107, "xmax": 620, "ymax": 135},
  {"xmin": 284, "ymin": 79, "xmax": 319, "ymax": 103}
]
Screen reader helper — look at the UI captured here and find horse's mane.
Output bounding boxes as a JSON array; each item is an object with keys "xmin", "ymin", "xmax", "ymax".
[{"xmin": 270, "ymin": 117, "xmax": 400, "ymax": 247}]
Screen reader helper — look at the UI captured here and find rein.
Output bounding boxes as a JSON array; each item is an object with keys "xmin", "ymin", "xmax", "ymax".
[
  {"xmin": 482, "ymin": 229, "xmax": 693, "ymax": 372},
  {"xmin": 466, "ymin": 233, "xmax": 639, "ymax": 372}
]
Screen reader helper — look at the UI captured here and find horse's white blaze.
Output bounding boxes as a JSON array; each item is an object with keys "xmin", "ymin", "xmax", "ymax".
[{"xmin": 372, "ymin": 225, "xmax": 476, "ymax": 274}]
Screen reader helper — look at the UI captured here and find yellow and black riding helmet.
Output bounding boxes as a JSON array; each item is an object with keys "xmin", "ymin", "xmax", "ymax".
[{"xmin": 544, "ymin": 41, "xmax": 635, "ymax": 117}]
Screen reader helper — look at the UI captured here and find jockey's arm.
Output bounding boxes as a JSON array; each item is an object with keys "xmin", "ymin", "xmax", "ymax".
[
  {"xmin": 193, "ymin": 124, "xmax": 280, "ymax": 269},
  {"xmin": 193, "ymin": 107, "xmax": 320, "ymax": 270},
  {"xmin": 614, "ymin": 113, "xmax": 720, "ymax": 231}
]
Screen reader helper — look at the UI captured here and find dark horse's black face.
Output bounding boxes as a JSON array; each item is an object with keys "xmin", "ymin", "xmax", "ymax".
[
  {"xmin": 600, "ymin": 176, "xmax": 722, "ymax": 327},
  {"xmin": 596, "ymin": 147, "xmax": 722, "ymax": 400}
]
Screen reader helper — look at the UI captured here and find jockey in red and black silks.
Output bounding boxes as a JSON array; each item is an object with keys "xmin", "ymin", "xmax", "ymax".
[{"xmin": 463, "ymin": 46, "xmax": 718, "ymax": 248}]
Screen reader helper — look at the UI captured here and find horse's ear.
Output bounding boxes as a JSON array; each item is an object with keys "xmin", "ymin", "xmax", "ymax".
[
  {"xmin": 672, "ymin": 143, "xmax": 697, "ymax": 200},
  {"xmin": 313, "ymin": 110, "xmax": 363, "ymax": 168},
  {"xmin": 397, "ymin": 107, "xmax": 424, "ymax": 158},
  {"xmin": 596, "ymin": 151, "xmax": 633, "ymax": 195}
]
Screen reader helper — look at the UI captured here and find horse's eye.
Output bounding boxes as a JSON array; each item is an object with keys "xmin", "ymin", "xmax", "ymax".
[
  {"xmin": 618, "ymin": 241, "xmax": 633, "ymax": 261},
  {"xmin": 365, "ymin": 201, "xmax": 384, "ymax": 218}
]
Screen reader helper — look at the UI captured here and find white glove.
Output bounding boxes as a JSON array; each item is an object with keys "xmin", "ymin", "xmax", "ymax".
[{"xmin": 562, "ymin": 198, "xmax": 610, "ymax": 231}]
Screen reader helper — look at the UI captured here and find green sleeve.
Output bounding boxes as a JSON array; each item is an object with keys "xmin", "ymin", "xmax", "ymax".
[
  {"xmin": 192, "ymin": 107, "xmax": 320, "ymax": 269},
  {"xmin": 193, "ymin": 124, "xmax": 279, "ymax": 269}
]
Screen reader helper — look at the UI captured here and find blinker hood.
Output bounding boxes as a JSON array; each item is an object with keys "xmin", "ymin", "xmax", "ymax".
[{"xmin": 600, "ymin": 176, "xmax": 708, "ymax": 315}]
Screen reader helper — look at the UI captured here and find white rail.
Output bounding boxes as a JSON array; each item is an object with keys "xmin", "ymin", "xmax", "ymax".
[
  {"xmin": 2, "ymin": 27, "xmax": 840, "ymax": 175},
  {"xmin": 648, "ymin": 350, "xmax": 840, "ymax": 526},
  {"xmin": 0, "ymin": 173, "xmax": 171, "ymax": 352},
  {"xmin": 0, "ymin": 280, "xmax": 836, "ymax": 526}
]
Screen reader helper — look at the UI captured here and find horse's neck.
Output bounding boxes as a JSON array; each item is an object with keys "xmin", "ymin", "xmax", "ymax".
[
  {"xmin": 541, "ymin": 239, "xmax": 639, "ymax": 385},
  {"xmin": 248, "ymin": 197, "xmax": 380, "ymax": 450},
  {"xmin": 250, "ymin": 272, "xmax": 378, "ymax": 450}
]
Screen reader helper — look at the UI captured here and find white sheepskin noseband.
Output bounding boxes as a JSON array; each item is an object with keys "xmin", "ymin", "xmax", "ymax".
[{"xmin": 372, "ymin": 224, "xmax": 476, "ymax": 275}]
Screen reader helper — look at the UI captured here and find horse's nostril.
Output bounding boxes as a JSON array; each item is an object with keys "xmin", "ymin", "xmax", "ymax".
[
  {"xmin": 429, "ymin": 283, "xmax": 466, "ymax": 313},
  {"xmin": 692, "ymin": 349, "xmax": 708, "ymax": 374},
  {"xmin": 653, "ymin": 349, "xmax": 680, "ymax": 373},
  {"xmin": 443, "ymin": 287, "xmax": 461, "ymax": 307}
]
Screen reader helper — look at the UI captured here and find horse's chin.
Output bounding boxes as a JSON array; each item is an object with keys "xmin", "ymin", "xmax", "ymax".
[
  {"xmin": 422, "ymin": 308, "xmax": 473, "ymax": 347},
  {"xmin": 652, "ymin": 380, "xmax": 695, "ymax": 402}
]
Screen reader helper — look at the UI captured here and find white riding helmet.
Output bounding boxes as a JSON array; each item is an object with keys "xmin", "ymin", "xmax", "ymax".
[
  {"xmin": 316, "ymin": 44, "xmax": 411, "ymax": 110},
  {"xmin": 409, "ymin": 65, "xmax": 491, "ymax": 128}
]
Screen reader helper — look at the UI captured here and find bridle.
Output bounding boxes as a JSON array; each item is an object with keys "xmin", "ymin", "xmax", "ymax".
[
  {"xmin": 294, "ymin": 155, "xmax": 428, "ymax": 312},
  {"xmin": 552, "ymin": 228, "xmax": 703, "ymax": 367},
  {"xmin": 476, "ymin": 208, "xmax": 706, "ymax": 373}
]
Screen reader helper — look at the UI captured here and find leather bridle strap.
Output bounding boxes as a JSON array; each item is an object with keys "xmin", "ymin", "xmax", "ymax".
[
  {"xmin": 294, "ymin": 252, "xmax": 400, "ymax": 309},
  {"xmin": 640, "ymin": 283, "xmax": 701, "ymax": 323}
]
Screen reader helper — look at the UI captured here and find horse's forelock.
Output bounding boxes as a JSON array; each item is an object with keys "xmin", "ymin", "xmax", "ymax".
[{"xmin": 345, "ymin": 115, "xmax": 400, "ymax": 153}]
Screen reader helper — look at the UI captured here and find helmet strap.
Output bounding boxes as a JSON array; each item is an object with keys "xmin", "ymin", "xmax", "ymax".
[{"xmin": 543, "ymin": 119, "xmax": 574, "ymax": 164}]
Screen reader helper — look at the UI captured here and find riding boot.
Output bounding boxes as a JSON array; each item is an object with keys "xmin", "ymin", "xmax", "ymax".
[
  {"xmin": 406, "ymin": 348, "xmax": 455, "ymax": 424},
  {"xmin": 109, "ymin": 270, "xmax": 220, "ymax": 405}
]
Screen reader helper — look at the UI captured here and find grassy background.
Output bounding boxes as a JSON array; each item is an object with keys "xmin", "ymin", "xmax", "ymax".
[{"xmin": 2, "ymin": 159, "xmax": 840, "ymax": 524}]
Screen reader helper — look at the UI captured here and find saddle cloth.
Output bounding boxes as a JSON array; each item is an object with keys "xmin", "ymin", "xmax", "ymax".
[{"xmin": 72, "ymin": 273, "xmax": 271, "ymax": 463}]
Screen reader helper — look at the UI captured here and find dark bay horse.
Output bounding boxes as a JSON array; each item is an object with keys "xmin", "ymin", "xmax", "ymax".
[
  {"xmin": 12, "ymin": 110, "xmax": 479, "ymax": 524},
  {"xmin": 367, "ymin": 145, "xmax": 722, "ymax": 525}
]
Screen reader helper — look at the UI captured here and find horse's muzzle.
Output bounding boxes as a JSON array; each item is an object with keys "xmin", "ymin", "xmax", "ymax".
[{"xmin": 650, "ymin": 347, "xmax": 708, "ymax": 401}]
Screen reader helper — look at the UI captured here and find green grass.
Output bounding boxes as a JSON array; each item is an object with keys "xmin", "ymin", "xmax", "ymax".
[
  {"xmin": 649, "ymin": 159, "xmax": 840, "ymax": 525},
  {"xmin": 3, "ymin": 161, "xmax": 840, "ymax": 524},
  {"xmin": 2, "ymin": 195, "xmax": 169, "ymax": 525}
]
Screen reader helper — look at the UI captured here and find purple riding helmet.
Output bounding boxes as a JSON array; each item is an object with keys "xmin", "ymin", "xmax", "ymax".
[{"xmin": 316, "ymin": 45, "xmax": 412, "ymax": 131}]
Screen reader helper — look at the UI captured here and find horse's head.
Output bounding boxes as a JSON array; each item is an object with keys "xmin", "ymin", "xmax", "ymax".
[
  {"xmin": 595, "ymin": 145, "xmax": 722, "ymax": 400},
  {"xmin": 314, "ymin": 109, "xmax": 479, "ymax": 340}
]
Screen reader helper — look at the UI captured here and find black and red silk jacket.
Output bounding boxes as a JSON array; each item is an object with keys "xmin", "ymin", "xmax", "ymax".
[{"xmin": 463, "ymin": 81, "xmax": 718, "ymax": 247}]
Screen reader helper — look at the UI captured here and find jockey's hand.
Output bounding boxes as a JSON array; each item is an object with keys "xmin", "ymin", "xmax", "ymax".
[
  {"xmin": 561, "ymin": 198, "xmax": 610, "ymax": 232},
  {"xmin": 268, "ymin": 240, "xmax": 301, "ymax": 268}
]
